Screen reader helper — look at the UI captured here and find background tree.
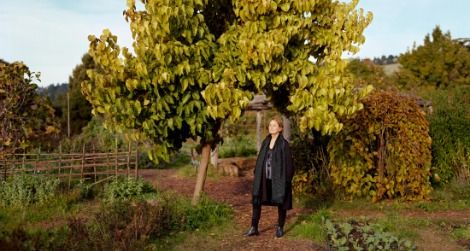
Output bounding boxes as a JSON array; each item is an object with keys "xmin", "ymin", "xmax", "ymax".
[
  {"xmin": 0, "ymin": 61, "xmax": 60, "ymax": 155},
  {"xmin": 67, "ymin": 53, "xmax": 94, "ymax": 136},
  {"xmin": 83, "ymin": 0, "xmax": 372, "ymax": 204},
  {"xmin": 346, "ymin": 58, "xmax": 393, "ymax": 89},
  {"xmin": 397, "ymin": 26, "xmax": 470, "ymax": 89}
]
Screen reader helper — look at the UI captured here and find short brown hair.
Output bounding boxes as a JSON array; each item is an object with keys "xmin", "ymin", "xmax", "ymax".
[{"xmin": 269, "ymin": 115, "xmax": 284, "ymax": 129}]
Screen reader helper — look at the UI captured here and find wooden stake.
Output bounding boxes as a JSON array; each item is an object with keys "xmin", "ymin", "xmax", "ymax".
[
  {"xmin": 81, "ymin": 145, "xmax": 85, "ymax": 182},
  {"xmin": 127, "ymin": 142, "xmax": 131, "ymax": 178},
  {"xmin": 134, "ymin": 145, "xmax": 139, "ymax": 178}
]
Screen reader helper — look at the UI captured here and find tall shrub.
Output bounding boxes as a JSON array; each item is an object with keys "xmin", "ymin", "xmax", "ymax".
[{"xmin": 328, "ymin": 91, "xmax": 432, "ymax": 201}]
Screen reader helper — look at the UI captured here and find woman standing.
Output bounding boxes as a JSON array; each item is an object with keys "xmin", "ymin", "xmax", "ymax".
[{"xmin": 244, "ymin": 115, "xmax": 294, "ymax": 238}]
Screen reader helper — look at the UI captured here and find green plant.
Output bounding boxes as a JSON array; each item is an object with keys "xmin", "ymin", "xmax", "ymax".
[
  {"xmin": 0, "ymin": 174, "xmax": 60, "ymax": 207},
  {"xmin": 102, "ymin": 177, "xmax": 155, "ymax": 203},
  {"xmin": 325, "ymin": 220, "xmax": 416, "ymax": 251},
  {"xmin": 328, "ymin": 91, "xmax": 432, "ymax": 201}
]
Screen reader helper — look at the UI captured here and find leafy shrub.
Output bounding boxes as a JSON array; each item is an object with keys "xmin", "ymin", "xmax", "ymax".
[
  {"xmin": 328, "ymin": 91, "xmax": 432, "ymax": 201},
  {"xmin": 326, "ymin": 220, "xmax": 416, "ymax": 251},
  {"xmin": 103, "ymin": 177, "xmax": 155, "ymax": 203},
  {"xmin": 0, "ymin": 174, "xmax": 60, "ymax": 207},
  {"xmin": 426, "ymin": 86, "xmax": 470, "ymax": 184}
]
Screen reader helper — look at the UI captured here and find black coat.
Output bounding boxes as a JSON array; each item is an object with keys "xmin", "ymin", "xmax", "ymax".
[{"xmin": 252, "ymin": 134, "xmax": 294, "ymax": 210}]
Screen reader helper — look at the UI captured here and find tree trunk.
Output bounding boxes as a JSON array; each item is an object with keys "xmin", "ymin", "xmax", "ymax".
[{"xmin": 192, "ymin": 143, "xmax": 211, "ymax": 205}]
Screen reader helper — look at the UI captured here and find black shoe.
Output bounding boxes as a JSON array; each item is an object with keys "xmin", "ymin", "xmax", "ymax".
[
  {"xmin": 275, "ymin": 226, "xmax": 284, "ymax": 238},
  {"xmin": 244, "ymin": 226, "xmax": 259, "ymax": 236}
]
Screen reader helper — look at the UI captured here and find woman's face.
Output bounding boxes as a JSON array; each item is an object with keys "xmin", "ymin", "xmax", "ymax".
[{"xmin": 268, "ymin": 120, "xmax": 283, "ymax": 135}]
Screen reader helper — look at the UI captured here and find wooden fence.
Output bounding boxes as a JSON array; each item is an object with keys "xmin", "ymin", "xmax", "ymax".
[{"xmin": 0, "ymin": 143, "xmax": 139, "ymax": 187}]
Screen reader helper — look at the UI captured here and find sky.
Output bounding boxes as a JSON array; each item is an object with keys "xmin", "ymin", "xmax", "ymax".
[{"xmin": 1, "ymin": 0, "xmax": 470, "ymax": 87}]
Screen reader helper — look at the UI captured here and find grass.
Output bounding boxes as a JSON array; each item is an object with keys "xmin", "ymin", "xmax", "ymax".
[
  {"xmin": 372, "ymin": 212, "xmax": 431, "ymax": 241},
  {"xmin": 289, "ymin": 209, "xmax": 330, "ymax": 242},
  {"xmin": 451, "ymin": 226, "xmax": 470, "ymax": 240},
  {"xmin": 153, "ymin": 219, "xmax": 239, "ymax": 251}
]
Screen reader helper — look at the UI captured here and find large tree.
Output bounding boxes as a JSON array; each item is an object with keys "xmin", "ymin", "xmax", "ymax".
[
  {"xmin": 0, "ymin": 61, "xmax": 60, "ymax": 155},
  {"xmin": 398, "ymin": 26, "xmax": 470, "ymax": 89},
  {"xmin": 83, "ymin": 0, "xmax": 372, "ymax": 204}
]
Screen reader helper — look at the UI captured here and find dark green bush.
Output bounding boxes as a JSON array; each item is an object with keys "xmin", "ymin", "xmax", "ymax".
[{"xmin": 426, "ymin": 86, "xmax": 470, "ymax": 184}]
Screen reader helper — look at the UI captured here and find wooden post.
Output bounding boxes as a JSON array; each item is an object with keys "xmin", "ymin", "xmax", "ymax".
[
  {"xmin": 22, "ymin": 150, "xmax": 25, "ymax": 170},
  {"xmin": 68, "ymin": 151, "xmax": 73, "ymax": 189},
  {"xmin": 35, "ymin": 147, "xmax": 41, "ymax": 175},
  {"xmin": 58, "ymin": 144, "xmax": 62, "ymax": 175},
  {"xmin": 3, "ymin": 158, "xmax": 6, "ymax": 181},
  {"xmin": 81, "ymin": 144, "xmax": 85, "ymax": 182},
  {"xmin": 115, "ymin": 138, "xmax": 118, "ymax": 179},
  {"xmin": 67, "ymin": 92, "xmax": 70, "ymax": 138},
  {"xmin": 256, "ymin": 111, "xmax": 263, "ymax": 153},
  {"xmin": 134, "ymin": 145, "xmax": 139, "ymax": 178},
  {"xmin": 93, "ymin": 144, "xmax": 97, "ymax": 182},
  {"xmin": 106, "ymin": 152, "xmax": 110, "ymax": 178},
  {"xmin": 127, "ymin": 142, "xmax": 131, "ymax": 178}
]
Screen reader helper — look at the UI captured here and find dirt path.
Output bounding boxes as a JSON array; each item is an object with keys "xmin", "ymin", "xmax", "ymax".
[{"xmin": 139, "ymin": 168, "xmax": 325, "ymax": 251}]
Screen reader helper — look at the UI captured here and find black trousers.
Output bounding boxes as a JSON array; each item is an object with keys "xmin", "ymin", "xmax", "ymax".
[
  {"xmin": 251, "ymin": 178, "xmax": 287, "ymax": 228},
  {"xmin": 251, "ymin": 204, "xmax": 287, "ymax": 228}
]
